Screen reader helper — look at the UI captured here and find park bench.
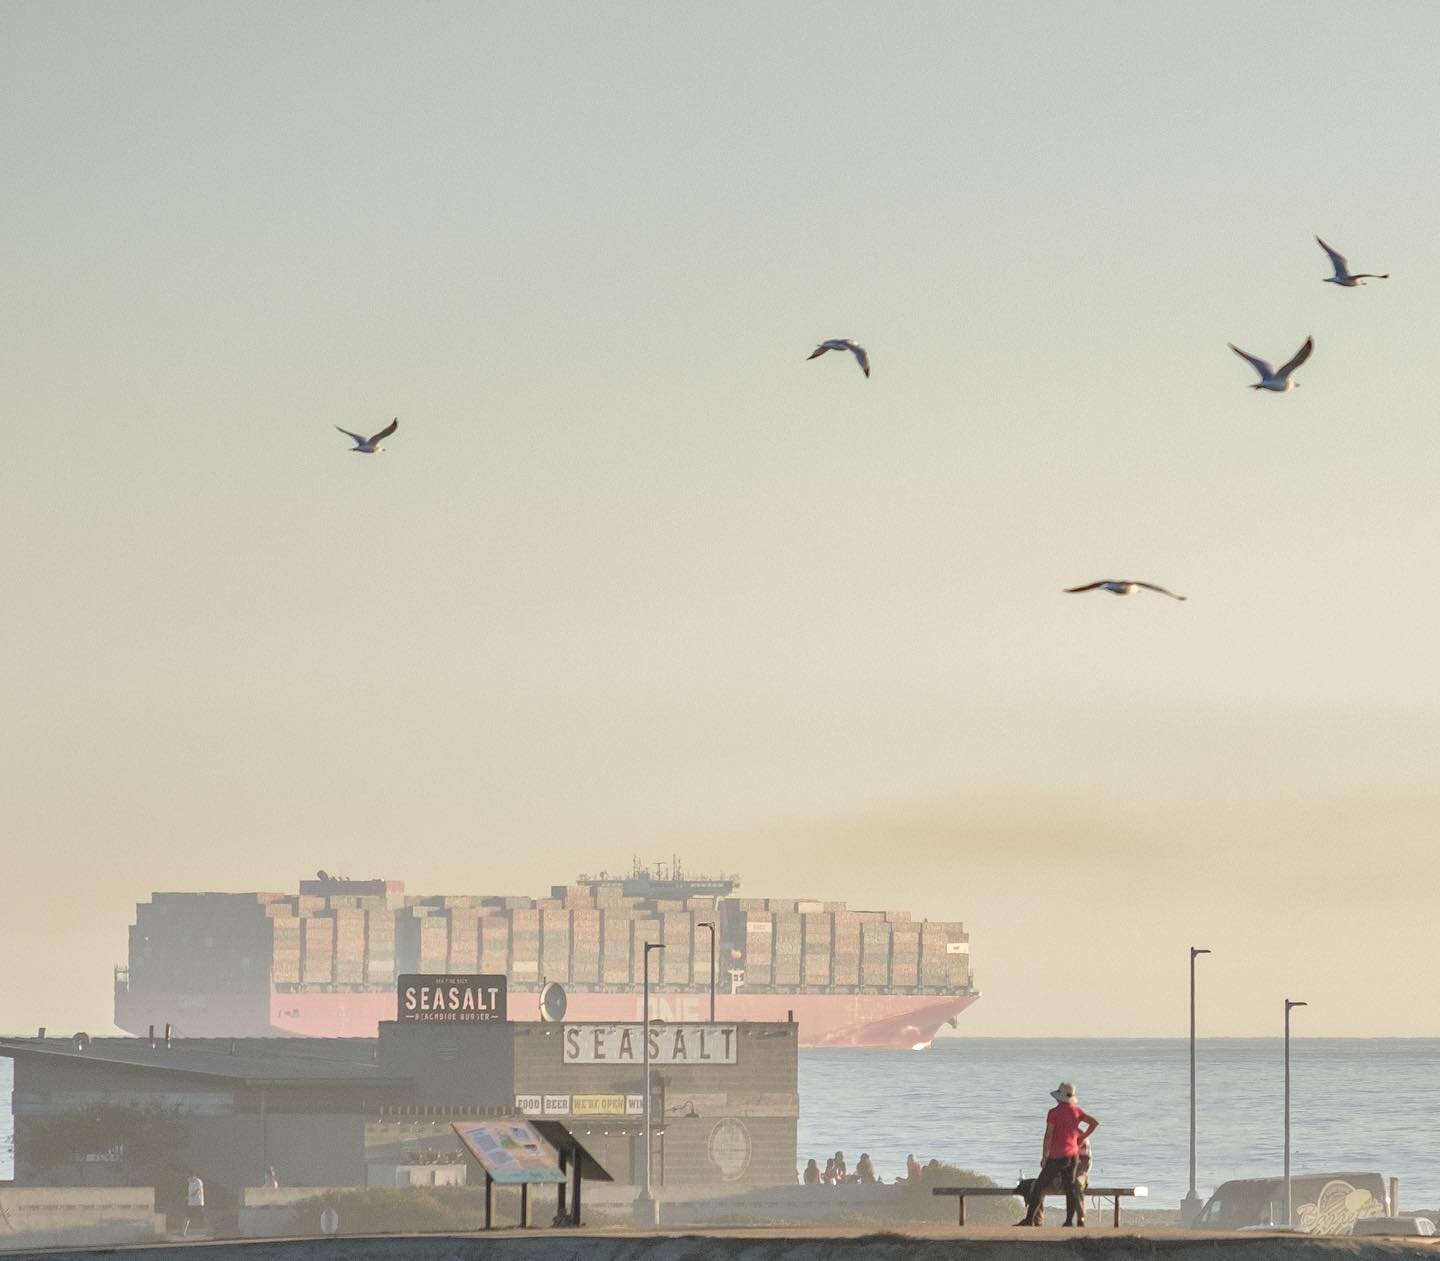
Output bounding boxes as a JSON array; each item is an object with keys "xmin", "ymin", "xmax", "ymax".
[{"xmin": 931, "ymin": 1183, "xmax": 1148, "ymax": 1227}]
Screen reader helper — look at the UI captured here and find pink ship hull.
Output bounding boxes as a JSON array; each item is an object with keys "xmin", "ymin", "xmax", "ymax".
[{"xmin": 117, "ymin": 988, "xmax": 979, "ymax": 1050}]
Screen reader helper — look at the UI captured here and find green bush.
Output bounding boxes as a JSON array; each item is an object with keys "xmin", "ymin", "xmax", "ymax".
[
  {"xmin": 288, "ymin": 1185, "xmax": 540, "ymax": 1235},
  {"xmin": 894, "ymin": 1164, "xmax": 1020, "ymax": 1226},
  {"xmin": 24, "ymin": 1103, "xmax": 190, "ymax": 1214}
]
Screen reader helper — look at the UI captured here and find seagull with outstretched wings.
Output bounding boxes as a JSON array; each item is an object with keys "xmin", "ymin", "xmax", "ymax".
[
  {"xmin": 1064, "ymin": 580, "xmax": 1187, "ymax": 602},
  {"xmin": 1317, "ymin": 237, "xmax": 1388, "ymax": 288},
  {"xmin": 335, "ymin": 418, "xmax": 399, "ymax": 453},
  {"xmin": 1228, "ymin": 338, "xmax": 1313, "ymax": 392},
  {"xmin": 807, "ymin": 338, "xmax": 870, "ymax": 378}
]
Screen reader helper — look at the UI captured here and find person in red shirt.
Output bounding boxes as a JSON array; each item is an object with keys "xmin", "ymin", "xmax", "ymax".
[{"xmin": 1016, "ymin": 1081, "xmax": 1099, "ymax": 1227}]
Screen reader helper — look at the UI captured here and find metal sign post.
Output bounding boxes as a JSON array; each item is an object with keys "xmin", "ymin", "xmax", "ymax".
[
  {"xmin": 1283, "ymin": 998, "xmax": 1307, "ymax": 1226},
  {"xmin": 1183, "ymin": 946, "xmax": 1210, "ymax": 1224},
  {"xmin": 636, "ymin": 941, "xmax": 665, "ymax": 1226},
  {"xmin": 699, "ymin": 921, "xmax": 716, "ymax": 1022}
]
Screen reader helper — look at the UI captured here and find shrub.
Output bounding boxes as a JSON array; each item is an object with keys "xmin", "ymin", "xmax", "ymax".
[
  {"xmin": 895, "ymin": 1164, "xmax": 1020, "ymax": 1226},
  {"xmin": 288, "ymin": 1185, "xmax": 537, "ymax": 1235},
  {"xmin": 24, "ymin": 1103, "xmax": 189, "ymax": 1212}
]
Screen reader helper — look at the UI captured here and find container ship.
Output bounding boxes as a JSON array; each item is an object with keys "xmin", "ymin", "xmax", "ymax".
[{"xmin": 114, "ymin": 861, "xmax": 978, "ymax": 1050}]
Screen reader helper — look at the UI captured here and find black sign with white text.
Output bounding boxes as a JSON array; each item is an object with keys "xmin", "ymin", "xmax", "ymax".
[{"xmin": 397, "ymin": 974, "xmax": 508, "ymax": 1022}]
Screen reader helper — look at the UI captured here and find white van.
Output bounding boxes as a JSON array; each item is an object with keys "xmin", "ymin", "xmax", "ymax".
[{"xmin": 1194, "ymin": 1172, "xmax": 1388, "ymax": 1234}]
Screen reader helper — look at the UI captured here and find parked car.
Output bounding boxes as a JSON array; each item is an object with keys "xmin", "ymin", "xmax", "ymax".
[
  {"xmin": 1193, "ymin": 1173, "xmax": 1388, "ymax": 1234},
  {"xmin": 1348, "ymin": 1217, "xmax": 1434, "ymax": 1237}
]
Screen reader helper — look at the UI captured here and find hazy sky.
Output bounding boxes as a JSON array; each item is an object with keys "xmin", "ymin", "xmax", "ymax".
[{"xmin": 5, "ymin": 2, "xmax": 1440, "ymax": 1038}]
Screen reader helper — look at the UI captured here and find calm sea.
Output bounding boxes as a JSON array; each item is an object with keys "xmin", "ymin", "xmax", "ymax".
[
  {"xmin": 5, "ymin": 1040, "xmax": 1437, "ymax": 1206},
  {"xmin": 799, "ymin": 1038, "xmax": 1440, "ymax": 1210}
]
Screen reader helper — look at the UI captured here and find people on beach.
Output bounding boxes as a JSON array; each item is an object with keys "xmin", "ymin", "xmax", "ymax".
[
  {"xmin": 804, "ymin": 1151, "xmax": 882, "ymax": 1186},
  {"xmin": 906, "ymin": 1152, "xmax": 923, "ymax": 1182},
  {"xmin": 264, "ymin": 1165, "xmax": 280, "ymax": 1189},
  {"xmin": 1016, "ymin": 1081, "xmax": 1099, "ymax": 1228}
]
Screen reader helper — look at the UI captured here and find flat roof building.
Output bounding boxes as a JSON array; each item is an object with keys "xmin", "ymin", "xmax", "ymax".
[{"xmin": 2, "ymin": 1018, "xmax": 797, "ymax": 1220}]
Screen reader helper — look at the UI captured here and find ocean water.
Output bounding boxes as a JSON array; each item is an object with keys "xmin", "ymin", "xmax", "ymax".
[{"xmin": 799, "ymin": 1038, "xmax": 1440, "ymax": 1209}]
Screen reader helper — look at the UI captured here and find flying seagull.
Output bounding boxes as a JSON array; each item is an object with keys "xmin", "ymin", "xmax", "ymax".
[
  {"xmin": 1317, "ymin": 236, "xmax": 1388, "ymax": 287},
  {"xmin": 1228, "ymin": 338, "xmax": 1313, "ymax": 392},
  {"xmin": 335, "ymin": 418, "xmax": 399, "ymax": 453},
  {"xmin": 807, "ymin": 338, "xmax": 870, "ymax": 378},
  {"xmin": 1064, "ymin": 580, "xmax": 1187, "ymax": 601}
]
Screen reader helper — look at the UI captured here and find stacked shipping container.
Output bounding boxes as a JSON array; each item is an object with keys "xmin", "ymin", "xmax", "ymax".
[{"xmin": 126, "ymin": 880, "xmax": 972, "ymax": 998}]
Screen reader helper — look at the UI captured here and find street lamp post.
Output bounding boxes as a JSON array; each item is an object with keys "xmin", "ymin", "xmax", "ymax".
[
  {"xmin": 636, "ymin": 941, "xmax": 665, "ymax": 1225},
  {"xmin": 1182, "ymin": 947, "xmax": 1211, "ymax": 1224},
  {"xmin": 1284, "ymin": 998, "xmax": 1307, "ymax": 1227},
  {"xmin": 699, "ymin": 922, "xmax": 716, "ymax": 1023}
]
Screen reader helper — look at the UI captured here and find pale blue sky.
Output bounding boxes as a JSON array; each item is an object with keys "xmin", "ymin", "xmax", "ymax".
[{"xmin": 4, "ymin": 2, "xmax": 1440, "ymax": 1036}]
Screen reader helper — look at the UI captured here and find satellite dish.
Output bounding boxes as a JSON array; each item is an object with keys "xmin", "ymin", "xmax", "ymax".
[{"xmin": 539, "ymin": 982, "xmax": 568, "ymax": 1023}]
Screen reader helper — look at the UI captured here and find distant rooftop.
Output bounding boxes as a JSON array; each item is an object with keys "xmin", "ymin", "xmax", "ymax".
[{"xmin": 0, "ymin": 1035, "xmax": 396, "ymax": 1086}]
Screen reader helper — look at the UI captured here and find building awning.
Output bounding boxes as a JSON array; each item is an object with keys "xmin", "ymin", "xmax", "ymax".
[{"xmin": 529, "ymin": 1121, "xmax": 615, "ymax": 1182}]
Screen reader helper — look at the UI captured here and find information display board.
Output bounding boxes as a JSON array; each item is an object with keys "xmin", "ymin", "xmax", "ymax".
[{"xmin": 451, "ymin": 1119, "xmax": 566, "ymax": 1185}]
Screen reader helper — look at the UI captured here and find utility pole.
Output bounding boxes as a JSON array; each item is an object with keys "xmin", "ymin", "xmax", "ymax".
[
  {"xmin": 635, "ymin": 941, "xmax": 665, "ymax": 1226},
  {"xmin": 1182, "ymin": 946, "xmax": 1210, "ymax": 1224},
  {"xmin": 699, "ymin": 922, "xmax": 716, "ymax": 1022},
  {"xmin": 1284, "ymin": 998, "xmax": 1307, "ymax": 1226}
]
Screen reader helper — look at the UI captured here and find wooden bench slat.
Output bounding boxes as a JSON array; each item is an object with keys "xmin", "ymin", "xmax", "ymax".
[
  {"xmin": 931, "ymin": 1186, "xmax": 1145, "ymax": 1196},
  {"xmin": 930, "ymin": 1184, "xmax": 1147, "ymax": 1228}
]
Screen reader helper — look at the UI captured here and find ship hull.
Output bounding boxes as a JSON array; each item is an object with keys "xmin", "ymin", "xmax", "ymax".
[{"xmin": 116, "ymin": 987, "xmax": 979, "ymax": 1050}]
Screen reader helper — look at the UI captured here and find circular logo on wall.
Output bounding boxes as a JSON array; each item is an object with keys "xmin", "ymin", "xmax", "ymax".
[{"xmin": 707, "ymin": 1118, "xmax": 752, "ymax": 1182}]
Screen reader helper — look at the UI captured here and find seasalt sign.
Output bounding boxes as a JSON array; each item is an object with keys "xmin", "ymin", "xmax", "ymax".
[
  {"xmin": 397, "ymin": 974, "xmax": 507, "ymax": 1022},
  {"xmin": 563, "ymin": 1024, "xmax": 738, "ymax": 1065}
]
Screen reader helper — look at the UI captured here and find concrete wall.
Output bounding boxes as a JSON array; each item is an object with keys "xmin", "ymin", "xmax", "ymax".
[
  {"xmin": 0, "ymin": 1187, "xmax": 163, "ymax": 1251},
  {"xmin": 14, "ymin": 1231, "xmax": 1440, "ymax": 1261},
  {"xmin": 365, "ymin": 1164, "xmax": 467, "ymax": 1188},
  {"xmin": 235, "ymin": 1187, "xmax": 351, "ymax": 1239}
]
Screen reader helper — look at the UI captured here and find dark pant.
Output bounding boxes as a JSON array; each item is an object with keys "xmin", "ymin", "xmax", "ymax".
[
  {"xmin": 1021, "ymin": 1156, "xmax": 1081, "ymax": 1226},
  {"xmin": 1067, "ymin": 1165, "xmax": 1089, "ymax": 1225}
]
